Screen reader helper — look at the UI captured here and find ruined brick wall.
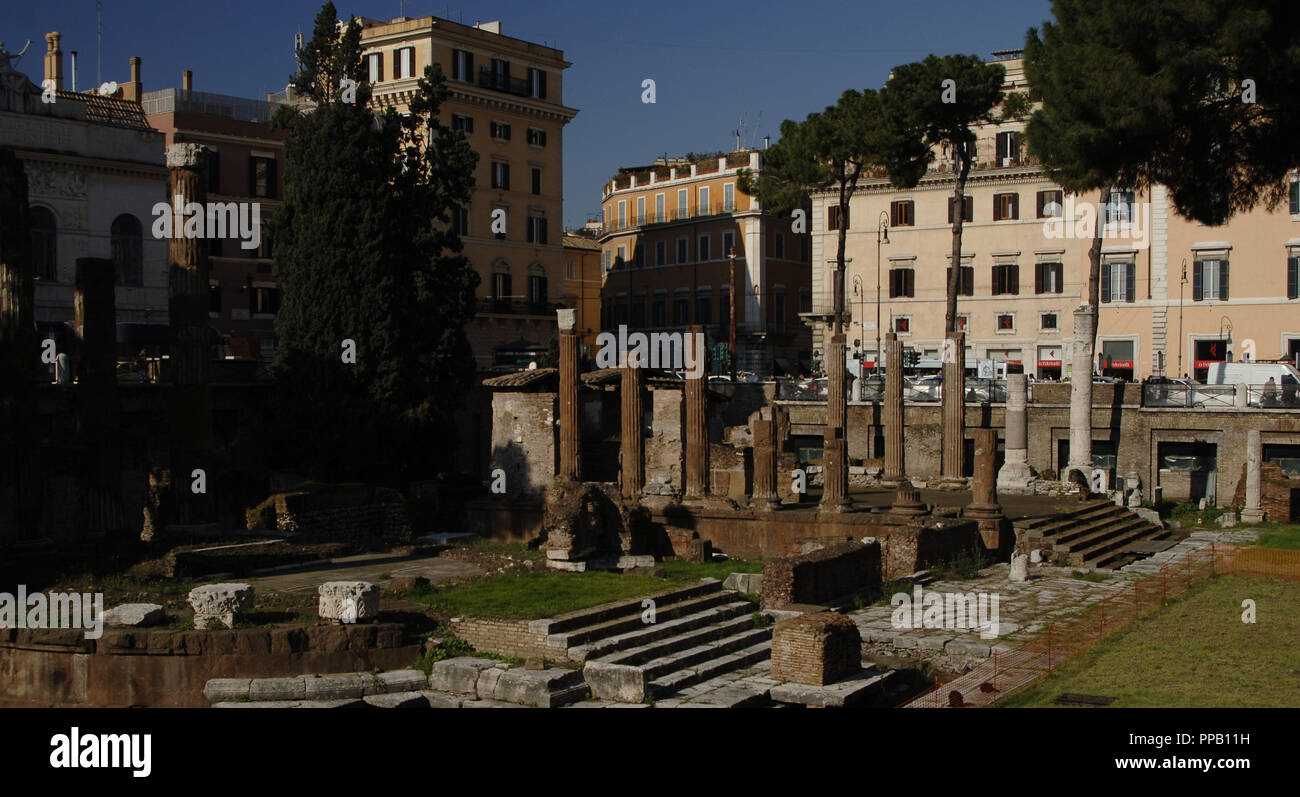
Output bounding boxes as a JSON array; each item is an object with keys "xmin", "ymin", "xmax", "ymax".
[
  {"xmin": 645, "ymin": 388, "xmax": 683, "ymax": 495},
  {"xmin": 770, "ymin": 612, "xmax": 861, "ymax": 685},
  {"xmin": 490, "ymin": 392, "xmax": 556, "ymax": 496},
  {"xmin": 448, "ymin": 617, "xmax": 564, "ymax": 664},
  {"xmin": 760, "ymin": 540, "xmax": 881, "ymax": 609},
  {"xmin": 1231, "ymin": 462, "xmax": 1299, "ymax": 522}
]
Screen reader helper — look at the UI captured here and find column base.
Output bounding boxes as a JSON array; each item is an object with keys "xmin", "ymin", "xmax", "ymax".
[
  {"xmin": 1240, "ymin": 508, "xmax": 1265, "ymax": 524},
  {"xmin": 889, "ymin": 488, "xmax": 928, "ymax": 518}
]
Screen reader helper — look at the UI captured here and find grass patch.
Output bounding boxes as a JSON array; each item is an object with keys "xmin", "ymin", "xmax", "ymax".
[
  {"xmin": 999, "ymin": 574, "xmax": 1300, "ymax": 707},
  {"xmin": 410, "ymin": 570, "xmax": 684, "ymax": 620},
  {"xmin": 658, "ymin": 557, "xmax": 762, "ymax": 582},
  {"xmin": 1165, "ymin": 500, "xmax": 1226, "ymax": 527},
  {"xmin": 1070, "ymin": 569, "xmax": 1108, "ymax": 583},
  {"xmin": 928, "ymin": 548, "xmax": 994, "ymax": 581},
  {"xmin": 1253, "ymin": 524, "xmax": 1300, "ymax": 550}
]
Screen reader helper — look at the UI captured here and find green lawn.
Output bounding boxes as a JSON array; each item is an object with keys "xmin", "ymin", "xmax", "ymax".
[
  {"xmin": 1253, "ymin": 524, "xmax": 1300, "ymax": 550},
  {"xmin": 1000, "ymin": 574, "xmax": 1300, "ymax": 708},
  {"xmin": 411, "ymin": 558, "xmax": 762, "ymax": 620}
]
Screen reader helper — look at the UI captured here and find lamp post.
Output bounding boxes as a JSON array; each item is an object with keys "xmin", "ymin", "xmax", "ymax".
[
  {"xmin": 728, "ymin": 245, "xmax": 737, "ymax": 380},
  {"xmin": 876, "ymin": 211, "xmax": 890, "ymax": 375},
  {"xmin": 1177, "ymin": 258, "xmax": 1187, "ymax": 378},
  {"xmin": 1220, "ymin": 315, "xmax": 1233, "ymax": 362},
  {"xmin": 852, "ymin": 275, "xmax": 864, "ymax": 376}
]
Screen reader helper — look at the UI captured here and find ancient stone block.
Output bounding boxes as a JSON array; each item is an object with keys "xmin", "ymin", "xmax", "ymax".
[
  {"xmin": 770, "ymin": 612, "xmax": 862, "ymax": 686},
  {"xmin": 317, "ymin": 580, "xmax": 380, "ymax": 623},
  {"xmin": 102, "ymin": 603, "xmax": 165, "ymax": 628},
  {"xmin": 187, "ymin": 583, "xmax": 253, "ymax": 629}
]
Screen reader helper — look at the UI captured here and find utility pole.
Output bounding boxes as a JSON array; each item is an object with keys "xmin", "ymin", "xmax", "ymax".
[{"xmin": 728, "ymin": 246, "xmax": 737, "ymax": 380}]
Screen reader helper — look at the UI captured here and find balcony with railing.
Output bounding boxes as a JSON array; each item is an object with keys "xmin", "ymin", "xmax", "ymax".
[
  {"xmin": 477, "ymin": 67, "xmax": 536, "ymax": 99},
  {"xmin": 603, "ymin": 202, "xmax": 741, "ymax": 234}
]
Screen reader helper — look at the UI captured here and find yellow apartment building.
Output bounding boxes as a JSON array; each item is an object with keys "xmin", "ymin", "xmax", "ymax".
[
  {"xmin": 561, "ymin": 231, "xmax": 603, "ymax": 350},
  {"xmin": 355, "ymin": 15, "xmax": 578, "ymax": 371},
  {"xmin": 808, "ymin": 53, "xmax": 1300, "ymax": 381},
  {"xmin": 598, "ymin": 150, "xmax": 813, "ymax": 375}
]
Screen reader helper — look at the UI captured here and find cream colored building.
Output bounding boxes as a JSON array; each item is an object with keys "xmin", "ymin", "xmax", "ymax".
[
  {"xmin": 808, "ymin": 53, "xmax": 1300, "ymax": 380},
  {"xmin": 356, "ymin": 15, "xmax": 577, "ymax": 371},
  {"xmin": 598, "ymin": 150, "xmax": 813, "ymax": 375}
]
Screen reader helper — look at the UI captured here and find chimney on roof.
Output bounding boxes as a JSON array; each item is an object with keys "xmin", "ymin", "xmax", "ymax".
[
  {"xmin": 182, "ymin": 70, "xmax": 193, "ymax": 94},
  {"xmin": 122, "ymin": 56, "xmax": 142, "ymax": 102},
  {"xmin": 44, "ymin": 32, "xmax": 64, "ymax": 92}
]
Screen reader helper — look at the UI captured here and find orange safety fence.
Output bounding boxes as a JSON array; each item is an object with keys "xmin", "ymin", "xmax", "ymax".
[{"xmin": 899, "ymin": 544, "xmax": 1300, "ymax": 708}]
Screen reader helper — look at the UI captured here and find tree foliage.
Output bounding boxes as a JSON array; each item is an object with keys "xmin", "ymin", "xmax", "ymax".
[
  {"xmin": 269, "ymin": 2, "xmax": 479, "ymax": 482},
  {"xmin": 1024, "ymin": 0, "xmax": 1300, "ymax": 226}
]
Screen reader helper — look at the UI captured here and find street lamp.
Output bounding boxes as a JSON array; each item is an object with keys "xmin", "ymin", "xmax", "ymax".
[
  {"xmin": 876, "ymin": 211, "xmax": 890, "ymax": 374},
  {"xmin": 1177, "ymin": 258, "xmax": 1188, "ymax": 378}
]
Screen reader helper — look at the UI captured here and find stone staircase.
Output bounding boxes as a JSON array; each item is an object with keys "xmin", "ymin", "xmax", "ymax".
[
  {"xmin": 1019, "ymin": 500, "xmax": 1172, "ymax": 569},
  {"xmin": 545, "ymin": 579, "xmax": 772, "ymax": 704}
]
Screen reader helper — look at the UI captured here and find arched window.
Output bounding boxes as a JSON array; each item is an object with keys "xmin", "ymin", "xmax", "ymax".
[
  {"xmin": 491, "ymin": 260, "xmax": 512, "ymax": 309},
  {"xmin": 527, "ymin": 261, "xmax": 547, "ymax": 308},
  {"xmin": 111, "ymin": 214, "xmax": 143, "ymax": 287},
  {"xmin": 29, "ymin": 206, "xmax": 57, "ymax": 281}
]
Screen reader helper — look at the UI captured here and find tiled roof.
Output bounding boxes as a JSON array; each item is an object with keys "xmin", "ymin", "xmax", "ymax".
[
  {"xmin": 562, "ymin": 233, "xmax": 601, "ymax": 251},
  {"xmin": 481, "ymin": 368, "xmax": 558, "ymax": 390},
  {"xmin": 57, "ymin": 91, "xmax": 152, "ymax": 130}
]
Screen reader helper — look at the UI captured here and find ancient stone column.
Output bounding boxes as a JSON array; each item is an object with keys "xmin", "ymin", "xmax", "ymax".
[
  {"xmin": 167, "ymin": 143, "xmax": 214, "ymax": 524},
  {"xmin": 619, "ymin": 351, "xmax": 645, "ymax": 498},
  {"xmin": 997, "ymin": 373, "xmax": 1034, "ymax": 491},
  {"xmin": 0, "ymin": 149, "xmax": 40, "ymax": 542},
  {"xmin": 684, "ymin": 324, "xmax": 709, "ymax": 499},
  {"xmin": 1241, "ymin": 429, "xmax": 1265, "ymax": 524},
  {"xmin": 557, "ymin": 309, "xmax": 581, "ymax": 482},
  {"xmin": 941, "ymin": 331, "xmax": 966, "ymax": 482},
  {"xmin": 881, "ymin": 332, "xmax": 905, "ymax": 488},
  {"xmin": 820, "ymin": 333, "xmax": 849, "ymax": 511},
  {"xmin": 1066, "ymin": 306, "xmax": 1096, "ymax": 482},
  {"xmin": 966, "ymin": 429, "xmax": 1004, "ymax": 548},
  {"xmin": 751, "ymin": 406, "xmax": 779, "ymax": 510},
  {"xmin": 75, "ymin": 258, "xmax": 122, "ymax": 488}
]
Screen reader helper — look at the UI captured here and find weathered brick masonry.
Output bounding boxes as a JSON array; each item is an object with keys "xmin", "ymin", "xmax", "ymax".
[
  {"xmin": 760, "ymin": 541, "xmax": 881, "ymax": 610},
  {"xmin": 770, "ymin": 612, "xmax": 861, "ymax": 685}
]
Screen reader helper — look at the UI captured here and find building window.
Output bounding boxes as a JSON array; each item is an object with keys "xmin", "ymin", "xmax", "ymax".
[
  {"xmin": 993, "ymin": 192, "xmax": 1019, "ymax": 221},
  {"xmin": 996, "ymin": 313, "xmax": 1015, "ymax": 331},
  {"xmin": 490, "ymin": 58, "xmax": 510, "ymax": 91},
  {"xmin": 452, "ymin": 114, "xmax": 474, "ymax": 133},
  {"xmin": 636, "ymin": 196, "xmax": 645, "ymax": 226},
  {"xmin": 1104, "ymin": 190, "xmax": 1136, "ymax": 226},
  {"xmin": 530, "ymin": 168, "xmax": 542, "ymax": 195},
  {"xmin": 565, "ymin": 259, "xmax": 575, "ymax": 280},
  {"xmin": 676, "ymin": 188, "xmax": 688, "ymax": 220},
  {"xmin": 956, "ymin": 315, "xmax": 969, "ymax": 331},
  {"xmin": 1041, "ymin": 312, "xmax": 1058, "ymax": 330},
  {"xmin": 1102, "ymin": 261, "xmax": 1136, "ymax": 303},
  {"xmin": 948, "ymin": 195, "xmax": 973, "ymax": 223},
  {"xmin": 772, "ymin": 290, "xmax": 786, "ymax": 328},
  {"xmin": 206, "ymin": 151, "xmax": 221, "ymax": 194},
  {"xmin": 393, "ymin": 47, "xmax": 415, "ymax": 79},
  {"xmin": 674, "ymin": 293, "xmax": 689, "ymax": 325},
  {"xmin": 1035, "ymin": 261, "xmax": 1064, "ymax": 294},
  {"xmin": 30, "ymin": 206, "xmax": 57, "ymax": 281},
  {"xmin": 719, "ymin": 288, "xmax": 730, "ymax": 327},
  {"xmin": 249, "ymin": 156, "xmax": 276, "ymax": 198},
  {"xmin": 634, "ymin": 243, "xmax": 645, "ymax": 267},
  {"xmin": 891, "ymin": 200, "xmax": 914, "ymax": 227},
  {"xmin": 528, "ymin": 274, "xmax": 547, "ymax": 306},
  {"xmin": 889, "ymin": 267, "xmax": 915, "ymax": 298},
  {"xmin": 455, "ymin": 206, "xmax": 470, "ymax": 236},
  {"xmin": 451, "ymin": 49, "xmax": 473, "ymax": 82},
  {"xmin": 655, "ymin": 240, "xmax": 666, "ymax": 266},
  {"xmin": 654, "ymin": 193, "xmax": 665, "ymax": 224},
  {"xmin": 992, "ymin": 263, "xmax": 1020, "ymax": 295},
  {"xmin": 774, "ymin": 232, "xmax": 785, "ymax": 259},
  {"xmin": 699, "ymin": 234, "xmax": 711, "ymax": 262},
  {"xmin": 1037, "ymin": 190, "xmax": 1063, "ymax": 218},
  {"xmin": 1290, "ymin": 180, "xmax": 1300, "ymax": 215},
  {"xmin": 490, "ymin": 121, "xmax": 511, "ymax": 141},
  {"xmin": 493, "ymin": 272, "xmax": 512, "ymax": 303},
  {"xmin": 946, "ymin": 266, "xmax": 975, "ymax": 296},
  {"xmin": 252, "ymin": 285, "xmax": 281, "ymax": 315},
  {"xmin": 828, "ymin": 204, "xmax": 848, "ymax": 230},
  {"xmin": 526, "ymin": 67, "xmax": 547, "ymax": 99},
  {"xmin": 526, "ymin": 127, "xmax": 546, "ymax": 146},
  {"xmin": 995, "ymin": 130, "xmax": 1020, "ymax": 166},
  {"xmin": 652, "ymin": 295, "xmax": 667, "ymax": 327},
  {"xmin": 631, "ymin": 294, "xmax": 646, "ymax": 328},
  {"xmin": 525, "ymin": 216, "xmax": 548, "ymax": 244},
  {"xmin": 616, "ymin": 245, "xmax": 626, "ymax": 268},
  {"xmin": 894, "ymin": 317, "xmax": 911, "ymax": 334},
  {"xmin": 367, "ymin": 52, "xmax": 384, "ymax": 83},
  {"xmin": 696, "ymin": 293, "xmax": 712, "ymax": 325},
  {"xmin": 1288, "ymin": 255, "xmax": 1299, "ymax": 300},
  {"xmin": 111, "ymin": 214, "xmax": 143, "ymax": 287},
  {"xmin": 491, "ymin": 162, "xmax": 510, "ymax": 190},
  {"xmin": 1192, "ymin": 258, "xmax": 1228, "ymax": 301},
  {"xmin": 723, "ymin": 183, "xmax": 735, "ymax": 213},
  {"xmin": 722, "ymin": 231, "xmax": 735, "ymax": 258},
  {"xmin": 799, "ymin": 289, "xmax": 812, "ymax": 314},
  {"xmin": 698, "ymin": 186, "xmax": 711, "ymax": 216},
  {"xmin": 800, "ymin": 236, "xmax": 811, "ymax": 262},
  {"xmin": 676, "ymin": 237, "xmax": 687, "ymax": 264}
]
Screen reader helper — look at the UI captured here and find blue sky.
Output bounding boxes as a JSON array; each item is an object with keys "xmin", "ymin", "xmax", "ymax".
[{"xmin": 10, "ymin": 0, "xmax": 1055, "ymax": 228}]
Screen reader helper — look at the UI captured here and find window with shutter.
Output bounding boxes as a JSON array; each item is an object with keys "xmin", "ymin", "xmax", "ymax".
[
  {"xmin": 1101, "ymin": 262, "xmax": 1112, "ymax": 303},
  {"xmin": 1291, "ymin": 181, "xmax": 1300, "ymax": 215},
  {"xmin": 1192, "ymin": 259, "xmax": 1204, "ymax": 301},
  {"xmin": 368, "ymin": 53, "xmax": 383, "ymax": 83},
  {"xmin": 1125, "ymin": 262, "xmax": 1136, "ymax": 302},
  {"xmin": 948, "ymin": 195, "xmax": 973, "ymax": 223},
  {"xmin": 1219, "ymin": 260, "xmax": 1229, "ymax": 300},
  {"xmin": 994, "ymin": 193, "xmax": 1018, "ymax": 221},
  {"xmin": 1288, "ymin": 256, "xmax": 1299, "ymax": 300},
  {"xmin": 891, "ymin": 200, "xmax": 914, "ymax": 227}
]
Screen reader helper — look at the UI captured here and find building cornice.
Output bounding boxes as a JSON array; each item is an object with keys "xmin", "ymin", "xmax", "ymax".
[{"xmin": 14, "ymin": 148, "xmax": 167, "ymax": 181}]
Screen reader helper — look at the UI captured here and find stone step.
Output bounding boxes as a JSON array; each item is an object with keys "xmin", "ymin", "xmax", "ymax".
[
  {"xmin": 554, "ymin": 591, "xmax": 741, "ymax": 651},
  {"xmin": 1052, "ymin": 516, "xmax": 1149, "ymax": 550},
  {"xmin": 638, "ymin": 627, "xmax": 773, "ymax": 682},
  {"xmin": 1071, "ymin": 524, "xmax": 1169, "ymax": 566},
  {"xmin": 567, "ymin": 600, "xmax": 757, "ymax": 663},
  {"xmin": 597, "ymin": 615, "xmax": 762, "ymax": 668},
  {"xmin": 647, "ymin": 640, "xmax": 772, "ymax": 699},
  {"xmin": 541, "ymin": 579, "xmax": 723, "ymax": 635},
  {"xmin": 1092, "ymin": 530, "xmax": 1174, "ymax": 569},
  {"xmin": 1036, "ymin": 503, "xmax": 1129, "ymax": 538}
]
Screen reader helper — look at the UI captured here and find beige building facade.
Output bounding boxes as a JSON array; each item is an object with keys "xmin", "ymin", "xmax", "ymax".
[
  {"xmin": 808, "ymin": 55, "xmax": 1300, "ymax": 381},
  {"xmin": 357, "ymin": 15, "xmax": 577, "ymax": 371}
]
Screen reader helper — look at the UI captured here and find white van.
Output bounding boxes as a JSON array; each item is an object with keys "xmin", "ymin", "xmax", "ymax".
[{"xmin": 1205, "ymin": 361, "xmax": 1300, "ymax": 386}]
